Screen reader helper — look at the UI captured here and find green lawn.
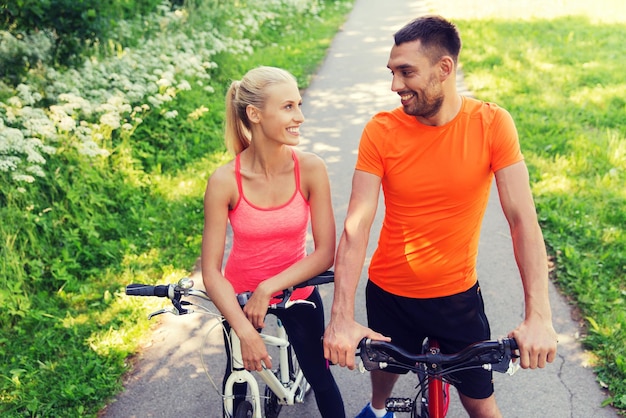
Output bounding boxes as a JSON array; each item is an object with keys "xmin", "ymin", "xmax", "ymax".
[{"xmin": 443, "ymin": 3, "xmax": 626, "ymax": 411}]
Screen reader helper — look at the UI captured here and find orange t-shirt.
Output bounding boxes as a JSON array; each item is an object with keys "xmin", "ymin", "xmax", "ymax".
[{"xmin": 356, "ymin": 97, "xmax": 523, "ymax": 298}]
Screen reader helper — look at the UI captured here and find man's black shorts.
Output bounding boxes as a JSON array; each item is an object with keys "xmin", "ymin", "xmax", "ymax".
[{"xmin": 365, "ymin": 280, "xmax": 493, "ymax": 399}]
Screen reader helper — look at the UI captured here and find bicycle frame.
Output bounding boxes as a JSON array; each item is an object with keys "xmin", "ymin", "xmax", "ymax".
[
  {"xmin": 224, "ymin": 317, "xmax": 306, "ymax": 418},
  {"xmin": 386, "ymin": 338, "xmax": 450, "ymax": 418},
  {"xmin": 427, "ymin": 340, "xmax": 446, "ymax": 418}
]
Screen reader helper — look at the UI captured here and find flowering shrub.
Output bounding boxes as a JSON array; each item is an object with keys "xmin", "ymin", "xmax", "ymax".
[
  {"xmin": 1, "ymin": 6, "xmax": 206, "ymax": 184},
  {"xmin": 0, "ymin": 0, "xmax": 327, "ymax": 187},
  {"xmin": 0, "ymin": 0, "xmax": 341, "ymax": 329},
  {"xmin": 0, "ymin": 1, "xmax": 354, "ymax": 415}
]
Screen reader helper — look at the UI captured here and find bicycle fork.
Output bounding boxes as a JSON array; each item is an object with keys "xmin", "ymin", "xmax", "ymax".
[
  {"xmin": 223, "ymin": 330, "xmax": 265, "ymax": 418},
  {"xmin": 223, "ymin": 320, "xmax": 303, "ymax": 418}
]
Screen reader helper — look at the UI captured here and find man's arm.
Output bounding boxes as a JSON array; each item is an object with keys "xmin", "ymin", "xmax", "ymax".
[
  {"xmin": 323, "ymin": 170, "xmax": 390, "ymax": 369},
  {"xmin": 495, "ymin": 161, "xmax": 558, "ymax": 369}
]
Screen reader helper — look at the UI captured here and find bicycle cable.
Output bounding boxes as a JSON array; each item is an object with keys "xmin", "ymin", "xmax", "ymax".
[{"xmin": 199, "ymin": 313, "xmax": 230, "ymax": 397}]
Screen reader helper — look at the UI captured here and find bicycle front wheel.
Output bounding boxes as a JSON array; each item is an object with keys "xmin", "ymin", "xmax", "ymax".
[
  {"xmin": 288, "ymin": 344, "xmax": 311, "ymax": 402},
  {"xmin": 234, "ymin": 400, "xmax": 253, "ymax": 418},
  {"xmin": 264, "ymin": 383, "xmax": 282, "ymax": 418}
]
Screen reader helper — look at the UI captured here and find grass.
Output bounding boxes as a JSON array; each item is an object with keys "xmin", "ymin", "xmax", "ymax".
[
  {"xmin": 2, "ymin": 0, "xmax": 625, "ymax": 415},
  {"xmin": 437, "ymin": 2, "xmax": 626, "ymax": 411},
  {"xmin": 0, "ymin": 1, "xmax": 355, "ymax": 417}
]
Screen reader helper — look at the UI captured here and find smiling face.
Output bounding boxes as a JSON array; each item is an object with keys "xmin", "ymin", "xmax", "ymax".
[
  {"xmin": 253, "ymin": 80, "xmax": 304, "ymax": 146},
  {"xmin": 387, "ymin": 40, "xmax": 445, "ymax": 119}
]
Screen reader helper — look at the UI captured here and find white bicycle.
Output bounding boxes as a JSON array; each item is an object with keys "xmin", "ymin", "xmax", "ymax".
[{"xmin": 126, "ymin": 270, "xmax": 334, "ymax": 418}]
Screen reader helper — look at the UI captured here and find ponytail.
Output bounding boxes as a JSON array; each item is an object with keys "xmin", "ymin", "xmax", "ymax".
[{"xmin": 224, "ymin": 80, "xmax": 251, "ymax": 155}]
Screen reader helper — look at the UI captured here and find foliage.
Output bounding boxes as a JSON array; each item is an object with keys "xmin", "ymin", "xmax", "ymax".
[
  {"xmin": 0, "ymin": 0, "xmax": 171, "ymax": 69},
  {"xmin": 457, "ymin": 16, "xmax": 626, "ymax": 412},
  {"xmin": 0, "ymin": 0, "xmax": 354, "ymax": 416}
]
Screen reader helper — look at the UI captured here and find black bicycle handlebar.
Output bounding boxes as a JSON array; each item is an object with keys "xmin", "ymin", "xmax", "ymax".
[
  {"xmin": 125, "ymin": 283, "xmax": 171, "ymax": 297},
  {"xmin": 125, "ymin": 270, "xmax": 335, "ymax": 313},
  {"xmin": 233, "ymin": 270, "xmax": 335, "ymax": 308},
  {"xmin": 298, "ymin": 270, "xmax": 334, "ymax": 287},
  {"xmin": 358, "ymin": 337, "xmax": 519, "ymax": 374}
]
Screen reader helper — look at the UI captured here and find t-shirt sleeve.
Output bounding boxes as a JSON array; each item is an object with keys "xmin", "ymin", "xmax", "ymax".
[
  {"xmin": 356, "ymin": 115, "xmax": 385, "ymax": 177},
  {"xmin": 490, "ymin": 106, "xmax": 524, "ymax": 172}
]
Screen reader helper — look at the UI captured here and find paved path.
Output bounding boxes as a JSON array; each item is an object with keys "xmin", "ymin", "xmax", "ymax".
[{"xmin": 100, "ymin": 0, "xmax": 618, "ymax": 417}]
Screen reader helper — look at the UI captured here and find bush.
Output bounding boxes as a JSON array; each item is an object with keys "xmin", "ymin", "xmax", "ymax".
[
  {"xmin": 0, "ymin": 0, "xmax": 176, "ymax": 73},
  {"xmin": 0, "ymin": 1, "xmax": 355, "ymax": 416}
]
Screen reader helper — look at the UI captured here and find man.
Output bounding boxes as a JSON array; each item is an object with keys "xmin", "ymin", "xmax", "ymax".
[{"xmin": 323, "ymin": 15, "xmax": 558, "ymax": 418}]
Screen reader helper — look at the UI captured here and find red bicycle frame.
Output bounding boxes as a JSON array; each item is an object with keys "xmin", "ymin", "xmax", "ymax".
[{"xmin": 427, "ymin": 340, "xmax": 450, "ymax": 418}]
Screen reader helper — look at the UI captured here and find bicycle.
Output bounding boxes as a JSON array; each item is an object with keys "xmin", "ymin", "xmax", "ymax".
[
  {"xmin": 357, "ymin": 336, "xmax": 520, "ymax": 418},
  {"xmin": 126, "ymin": 270, "xmax": 335, "ymax": 418}
]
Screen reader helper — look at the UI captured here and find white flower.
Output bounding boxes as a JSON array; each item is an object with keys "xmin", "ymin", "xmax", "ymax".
[
  {"xmin": 0, "ymin": 156, "xmax": 20, "ymax": 172},
  {"xmin": 7, "ymin": 96, "xmax": 22, "ymax": 108},
  {"xmin": 100, "ymin": 112, "xmax": 121, "ymax": 130},
  {"xmin": 163, "ymin": 110, "xmax": 178, "ymax": 119},
  {"xmin": 177, "ymin": 80, "xmax": 191, "ymax": 91},
  {"xmin": 12, "ymin": 173, "xmax": 36, "ymax": 183},
  {"xmin": 147, "ymin": 96, "xmax": 163, "ymax": 108},
  {"xmin": 157, "ymin": 77, "xmax": 172, "ymax": 88}
]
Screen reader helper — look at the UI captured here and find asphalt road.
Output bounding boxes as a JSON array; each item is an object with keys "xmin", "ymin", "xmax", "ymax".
[{"xmin": 99, "ymin": 0, "xmax": 619, "ymax": 417}]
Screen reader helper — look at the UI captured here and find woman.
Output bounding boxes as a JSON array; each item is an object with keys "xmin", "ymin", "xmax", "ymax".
[{"xmin": 201, "ymin": 66, "xmax": 345, "ymax": 417}]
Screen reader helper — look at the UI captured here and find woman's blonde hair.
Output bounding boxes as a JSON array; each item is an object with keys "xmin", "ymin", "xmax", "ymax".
[{"xmin": 224, "ymin": 66, "xmax": 297, "ymax": 155}]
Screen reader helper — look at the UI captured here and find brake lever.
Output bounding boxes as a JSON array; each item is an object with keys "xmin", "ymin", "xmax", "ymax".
[
  {"xmin": 147, "ymin": 300, "xmax": 195, "ymax": 319},
  {"xmin": 283, "ymin": 299, "xmax": 317, "ymax": 309},
  {"xmin": 148, "ymin": 308, "xmax": 174, "ymax": 319},
  {"xmin": 490, "ymin": 343, "xmax": 520, "ymax": 375},
  {"xmin": 505, "ymin": 360, "xmax": 520, "ymax": 375},
  {"xmin": 358, "ymin": 339, "xmax": 390, "ymax": 372}
]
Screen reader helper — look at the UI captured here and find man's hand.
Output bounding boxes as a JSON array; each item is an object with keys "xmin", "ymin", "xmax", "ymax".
[
  {"xmin": 509, "ymin": 317, "xmax": 558, "ymax": 369},
  {"xmin": 323, "ymin": 317, "xmax": 390, "ymax": 370}
]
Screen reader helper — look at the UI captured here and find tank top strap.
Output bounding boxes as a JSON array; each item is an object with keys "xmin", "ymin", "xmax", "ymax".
[
  {"xmin": 234, "ymin": 153, "xmax": 244, "ymax": 196},
  {"xmin": 291, "ymin": 148, "xmax": 302, "ymax": 191}
]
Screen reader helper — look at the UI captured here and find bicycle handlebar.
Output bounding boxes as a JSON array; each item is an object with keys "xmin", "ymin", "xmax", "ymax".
[
  {"xmin": 125, "ymin": 270, "xmax": 335, "ymax": 317},
  {"xmin": 125, "ymin": 283, "xmax": 172, "ymax": 297},
  {"xmin": 358, "ymin": 337, "xmax": 519, "ymax": 375}
]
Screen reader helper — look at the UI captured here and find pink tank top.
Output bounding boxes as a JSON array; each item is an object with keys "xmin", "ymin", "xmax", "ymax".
[{"xmin": 224, "ymin": 149, "xmax": 313, "ymax": 301}]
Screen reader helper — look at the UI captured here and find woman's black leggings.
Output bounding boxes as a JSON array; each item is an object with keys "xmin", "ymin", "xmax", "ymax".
[{"xmin": 222, "ymin": 287, "xmax": 345, "ymax": 417}]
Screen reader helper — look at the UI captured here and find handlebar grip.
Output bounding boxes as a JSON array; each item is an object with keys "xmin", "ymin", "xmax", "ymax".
[
  {"xmin": 295, "ymin": 270, "xmax": 334, "ymax": 288},
  {"xmin": 126, "ymin": 284, "xmax": 170, "ymax": 297},
  {"xmin": 505, "ymin": 337, "xmax": 518, "ymax": 350}
]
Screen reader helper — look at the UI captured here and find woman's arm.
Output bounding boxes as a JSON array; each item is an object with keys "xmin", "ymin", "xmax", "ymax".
[{"xmin": 201, "ymin": 164, "xmax": 272, "ymax": 371}]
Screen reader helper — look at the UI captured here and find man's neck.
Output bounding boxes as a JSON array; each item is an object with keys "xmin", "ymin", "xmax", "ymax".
[{"xmin": 416, "ymin": 93, "xmax": 463, "ymax": 127}]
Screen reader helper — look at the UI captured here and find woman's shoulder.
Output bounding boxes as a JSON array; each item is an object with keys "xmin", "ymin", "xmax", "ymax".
[
  {"xmin": 293, "ymin": 148, "xmax": 326, "ymax": 172},
  {"xmin": 212, "ymin": 157, "xmax": 235, "ymax": 176},
  {"xmin": 207, "ymin": 158, "xmax": 236, "ymax": 189}
]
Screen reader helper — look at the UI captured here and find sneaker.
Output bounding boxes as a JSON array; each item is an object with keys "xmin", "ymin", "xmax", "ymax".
[{"xmin": 355, "ymin": 403, "xmax": 395, "ymax": 418}]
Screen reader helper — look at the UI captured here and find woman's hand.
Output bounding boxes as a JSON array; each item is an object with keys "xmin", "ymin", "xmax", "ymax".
[
  {"xmin": 238, "ymin": 327, "xmax": 272, "ymax": 371},
  {"xmin": 242, "ymin": 282, "xmax": 272, "ymax": 329}
]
